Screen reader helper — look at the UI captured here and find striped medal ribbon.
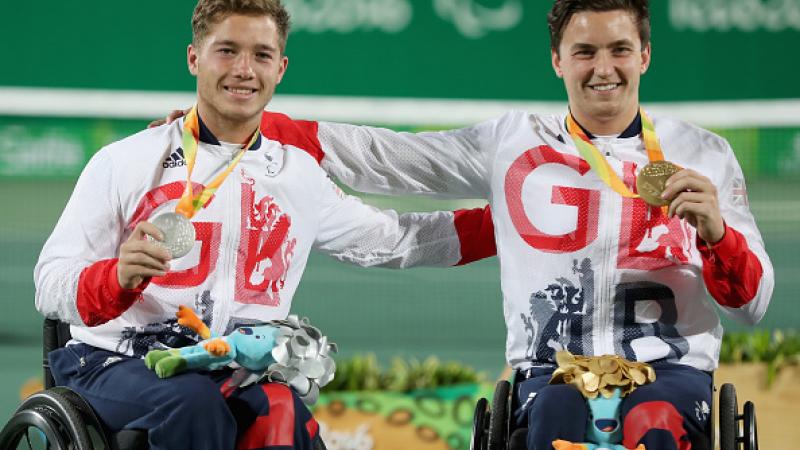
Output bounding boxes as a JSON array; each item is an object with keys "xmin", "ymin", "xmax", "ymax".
[
  {"xmin": 175, "ymin": 105, "xmax": 259, "ymax": 219},
  {"xmin": 566, "ymin": 107, "xmax": 665, "ymax": 200}
]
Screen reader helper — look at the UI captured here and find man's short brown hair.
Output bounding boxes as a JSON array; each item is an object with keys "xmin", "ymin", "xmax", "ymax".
[
  {"xmin": 548, "ymin": 0, "xmax": 650, "ymax": 54},
  {"xmin": 192, "ymin": 0, "xmax": 291, "ymax": 52}
]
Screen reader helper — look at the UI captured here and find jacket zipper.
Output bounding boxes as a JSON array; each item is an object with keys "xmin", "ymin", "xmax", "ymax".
[
  {"xmin": 214, "ymin": 170, "xmax": 240, "ymax": 336},
  {"xmin": 598, "ymin": 141, "xmax": 617, "ymax": 356}
]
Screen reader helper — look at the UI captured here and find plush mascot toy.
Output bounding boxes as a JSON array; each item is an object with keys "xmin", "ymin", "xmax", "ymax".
[
  {"xmin": 550, "ymin": 352, "xmax": 654, "ymax": 450},
  {"xmin": 144, "ymin": 305, "xmax": 336, "ymax": 404}
]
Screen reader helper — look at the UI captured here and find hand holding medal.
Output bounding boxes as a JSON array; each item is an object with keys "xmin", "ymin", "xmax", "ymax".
[
  {"xmin": 635, "ymin": 110, "xmax": 724, "ymax": 243},
  {"xmin": 658, "ymin": 167, "xmax": 726, "ymax": 244},
  {"xmin": 569, "ymin": 108, "xmax": 725, "ymax": 244},
  {"xmin": 118, "ymin": 222, "xmax": 172, "ymax": 290}
]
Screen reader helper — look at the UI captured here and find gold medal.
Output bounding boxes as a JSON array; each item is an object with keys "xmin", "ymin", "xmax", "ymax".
[
  {"xmin": 635, "ymin": 161, "xmax": 682, "ymax": 207},
  {"xmin": 550, "ymin": 351, "xmax": 656, "ymax": 399}
]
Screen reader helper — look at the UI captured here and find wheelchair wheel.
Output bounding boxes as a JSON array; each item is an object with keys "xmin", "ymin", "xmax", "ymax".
[
  {"xmin": 742, "ymin": 401, "xmax": 757, "ymax": 450},
  {"xmin": 470, "ymin": 397, "xmax": 489, "ymax": 450},
  {"xmin": 0, "ymin": 388, "xmax": 95, "ymax": 450},
  {"xmin": 718, "ymin": 383, "xmax": 738, "ymax": 450},
  {"xmin": 0, "ymin": 405, "xmax": 69, "ymax": 449},
  {"xmin": 488, "ymin": 380, "xmax": 510, "ymax": 450}
]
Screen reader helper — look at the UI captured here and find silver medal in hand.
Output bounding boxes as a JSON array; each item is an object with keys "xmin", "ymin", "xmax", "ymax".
[{"xmin": 147, "ymin": 212, "xmax": 196, "ymax": 259}]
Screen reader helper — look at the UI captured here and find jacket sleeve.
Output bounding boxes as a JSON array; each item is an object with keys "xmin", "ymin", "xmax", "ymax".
[
  {"xmin": 314, "ymin": 113, "xmax": 514, "ymax": 200},
  {"xmin": 699, "ymin": 139, "xmax": 774, "ymax": 326},
  {"xmin": 34, "ymin": 149, "xmax": 141, "ymax": 326},
  {"xmin": 312, "ymin": 176, "xmax": 496, "ymax": 268}
]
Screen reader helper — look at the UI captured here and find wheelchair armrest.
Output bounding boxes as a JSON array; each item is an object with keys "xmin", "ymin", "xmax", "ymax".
[{"xmin": 43, "ymin": 318, "xmax": 73, "ymax": 389}]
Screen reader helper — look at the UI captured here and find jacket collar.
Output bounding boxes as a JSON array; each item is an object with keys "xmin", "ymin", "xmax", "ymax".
[
  {"xmin": 196, "ymin": 113, "xmax": 262, "ymax": 151},
  {"xmin": 568, "ymin": 110, "xmax": 642, "ymax": 140}
]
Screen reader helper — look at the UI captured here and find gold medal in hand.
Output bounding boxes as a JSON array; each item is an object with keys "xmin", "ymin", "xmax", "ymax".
[{"xmin": 636, "ymin": 161, "xmax": 682, "ymax": 207}]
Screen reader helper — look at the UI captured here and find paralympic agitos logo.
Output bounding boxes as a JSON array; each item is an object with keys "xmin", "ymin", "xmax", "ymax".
[
  {"xmin": 669, "ymin": 0, "xmax": 800, "ymax": 32},
  {"xmin": 283, "ymin": 0, "xmax": 523, "ymax": 38}
]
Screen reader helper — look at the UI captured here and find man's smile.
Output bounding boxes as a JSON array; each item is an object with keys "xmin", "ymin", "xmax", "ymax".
[
  {"xmin": 588, "ymin": 82, "xmax": 622, "ymax": 92},
  {"xmin": 224, "ymin": 85, "xmax": 258, "ymax": 98}
]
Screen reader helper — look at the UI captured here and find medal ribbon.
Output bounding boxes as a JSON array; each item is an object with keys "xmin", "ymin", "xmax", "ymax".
[
  {"xmin": 175, "ymin": 106, "xmax": 259, "ymax": 218},
  {"xmin": 566, "ymin": 107, "xmax": 664, "ymax": 199}
]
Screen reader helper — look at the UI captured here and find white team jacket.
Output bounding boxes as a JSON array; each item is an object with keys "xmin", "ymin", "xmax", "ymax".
[
  {"xmin": 314, "ymin": 110, "xmax": 774, "ymax": 372},
  {"xmin": 35, "ymin": 117, "xmax": 471, "ymax": 356}
]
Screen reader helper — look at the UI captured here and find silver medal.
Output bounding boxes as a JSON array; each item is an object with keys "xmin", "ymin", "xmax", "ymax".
[{"xmin": 148, "ymin": 212, "xmax": 196, "ymax": 259}]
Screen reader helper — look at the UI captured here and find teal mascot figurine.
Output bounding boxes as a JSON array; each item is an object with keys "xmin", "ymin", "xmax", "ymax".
[
  {"xmin": 145, "ymin": 305, "xmax": 336, "ymax": 404},
  {"xmin": 551, "ymin": 352, "xmax": 652, "ymax": 450}
]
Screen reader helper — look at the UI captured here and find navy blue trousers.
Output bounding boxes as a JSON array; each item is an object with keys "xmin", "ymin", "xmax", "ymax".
[
  {"xmin": 49, "ymin": 344, "xmax": 319, "ymax": 450},
  {"xmin": 515, "ymin": 362, "xmax": 712, "ymax": 450}
]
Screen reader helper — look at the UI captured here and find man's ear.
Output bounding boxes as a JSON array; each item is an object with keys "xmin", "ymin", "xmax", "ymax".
[
  {"xmin": 551, "ymin": 47, "xmax": 563, "ymax": 78},
  {"xmin": 640, "ymin": 42, "xmax": 652, "ymax": 75},
  {"xmin": 275, "ymin": 55, "xmax": 289, "ymax": 85},
  {"xmin": 187, "ymin": 44, "xmax": 199, "ymax": 76}
]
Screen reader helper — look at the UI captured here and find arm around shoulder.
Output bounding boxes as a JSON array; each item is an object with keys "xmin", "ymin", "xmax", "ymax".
[
  {"xmin": 315, "ymin": 116, "xmax": 506, "ymax": 199},
  {"xmin": 313, "ymin": 176, "xmax": 496, "ymax": 269}
]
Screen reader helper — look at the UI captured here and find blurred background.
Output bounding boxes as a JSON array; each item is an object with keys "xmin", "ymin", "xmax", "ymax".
[{"xmin": 1, "ymin": 0, "xmax": 798, "ymax": 436}]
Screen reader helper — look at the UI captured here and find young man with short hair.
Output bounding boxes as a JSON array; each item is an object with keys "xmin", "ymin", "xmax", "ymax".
[
  {"xmin": 250, "ymin": 1, "xmax": 771, "ymax": 448},
  {"xmin": 35, "ymin": 1, "xmax": 492, "ymax": 449}
]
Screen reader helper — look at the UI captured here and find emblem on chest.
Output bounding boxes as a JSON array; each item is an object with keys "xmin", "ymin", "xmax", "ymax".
[
  {"xmin": 263, "ymin": 143, "xmax": 284, "ymax": 177},
  {"xmin": 236, "ymin": 177, "xmax": 297, "ymax": 306}
]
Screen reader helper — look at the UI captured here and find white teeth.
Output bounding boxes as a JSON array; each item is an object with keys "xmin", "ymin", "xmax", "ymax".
[
  {"xmin": 591, "ymin": 84, "xmax": 618, "ymax": 91},
  {"xmin": 227, "ymin": 88, "xmax": 254, "ymax": 95}
]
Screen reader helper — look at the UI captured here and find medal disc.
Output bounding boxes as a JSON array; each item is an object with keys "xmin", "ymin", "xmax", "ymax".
[
  {"xmin": 148, "ymin": 212, "xmax": 196, "ymax": 259},
  {"xmin": 636, "ymin": 161, "xmax": 682, "ymax": 207}
]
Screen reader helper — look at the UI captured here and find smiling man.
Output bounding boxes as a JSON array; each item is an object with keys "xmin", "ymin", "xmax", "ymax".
[
  {"xmin": 553, "ymin": 6, "xmax": 649, "ymax": 136},
  {"xmin": 189, "ymin": 6, "xmax": 288, "ymax": 143},
  {"xmin": 34, "ymin": 1, "xmax": 494, "ymax": 449},
  {"xmin": 231, "ymin": 1, "xmax": 769, "ymax": 449}
]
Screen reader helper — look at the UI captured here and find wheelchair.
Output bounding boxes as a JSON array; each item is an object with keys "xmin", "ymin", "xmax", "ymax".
[
  {"xmin": 470, "ymin": 371, "xmax": 758, "ymax": 450},
  {"xmin": 0, "ymin": 319, "xmax": 328, "ymax": 450},
  {"xmin": 0, "ymin": 319, "xmax": 149, "ymax": 450}
]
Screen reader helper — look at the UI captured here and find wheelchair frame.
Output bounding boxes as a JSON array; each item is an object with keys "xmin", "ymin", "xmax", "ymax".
[
  {"xmin": 0, "ymin": 319, "xmax": 149, "ymax": 450},
  {"xmin": 471, "ymin": 375, "xmax": 758, "ymax": 450}
]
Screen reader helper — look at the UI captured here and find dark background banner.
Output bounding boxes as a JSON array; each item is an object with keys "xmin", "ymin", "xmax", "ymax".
[{"xmin": 4, "ymin": 0, "xmax": 799, "ymax": 101}]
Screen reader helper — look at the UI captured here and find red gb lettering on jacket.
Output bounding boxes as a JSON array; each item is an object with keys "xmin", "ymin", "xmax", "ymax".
[
  {"xmin": 504, "ymin": 145, "xmax": 600, "ymax": 253},
  {"xmin": 235, "ymin": 179, "xmax": 297, "ymax": 306},
  {"xmin": 504, "ymin": 148, "xmax": 692, "ymax": 267},
  {"xmin": 617, "ymin": 162, "xmax": 692, "ymax": 270},
  {"xmin": 129, "ymin": 182, "xmax": 222, "ymax": 287}
]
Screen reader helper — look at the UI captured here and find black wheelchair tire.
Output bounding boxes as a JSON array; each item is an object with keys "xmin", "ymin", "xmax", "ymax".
[
  {"xmin": 0, "ymin": 405, "xmax": 70, "ymax": 450},
  {"xmin": 718, "ymin": 383, "xmax": 738, "ymax": 450},
  {"xmin": 743, "ymin": 401, "xmax": 757, "ymax": 450},
  {"xmin": 13, "ymin": 388, "xmax": 93, "ymax": 450},
  {"xmin": 487, "ymin": 380, "xmax": 510, "ymax": 450},
  {"xmin": 53, "ymin": 387, "xmax": 113, "ymax": 448},
  {"xmin": 470, "ymin": 397, "xmax": 489, "ymax": 450}
]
